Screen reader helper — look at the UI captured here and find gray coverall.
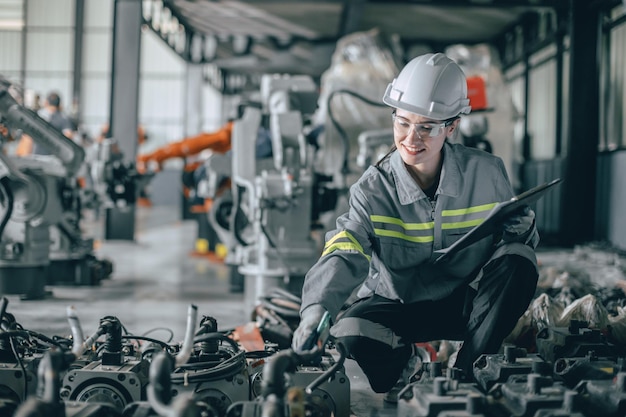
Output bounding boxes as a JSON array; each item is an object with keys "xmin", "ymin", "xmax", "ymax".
[{"xmin": 299, "ymin": 141, "xmax": 539, "ymax": 392}]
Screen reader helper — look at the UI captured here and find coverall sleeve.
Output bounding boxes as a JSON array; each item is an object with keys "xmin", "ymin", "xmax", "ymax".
[{"xmin": 300, "ymin": 185, "xmax": 374, "ymax": 321}]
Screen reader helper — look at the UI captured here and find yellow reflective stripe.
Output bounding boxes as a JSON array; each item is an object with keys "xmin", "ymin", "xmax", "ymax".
[
  {"xmin": 321, "ymin": 242, "xmax": 371, "ymax": 261},
  {"xmin": 374, "ymin": 228, "xmax": 434, "ymax": 243},
  {"xmin": 370, "ymin": 215, "xmax": 434, "ymax": 230},
  {"xmin": 322, "ymin": 231, "xmax": 370, "ymax": 261},
  {"xmin": 442, "ymin": 218, "xmax": 485, "ymax": 229},
  {"xmin": 442, "ymin": 203, "xmax": 497, "ymax": 217},
  {"xmin": 325, "ymin": 230, "xmax": 365, "ymax": 253}
]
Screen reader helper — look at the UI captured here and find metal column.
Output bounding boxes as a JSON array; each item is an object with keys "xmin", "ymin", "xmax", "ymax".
[
  {"xmin": 72, "ymin": 0, "xmax": 85, "ymax": 121},
  {"xmin": 561, "ymin": 0, "xmax": 601, "ymax": 245},
  {"xmin": 104, "ymin": 0, "xmax": 142, "ymax": 240},
  {"xmin": 181, "ymin": 64, "xmax": 204, "ymax": 220}
]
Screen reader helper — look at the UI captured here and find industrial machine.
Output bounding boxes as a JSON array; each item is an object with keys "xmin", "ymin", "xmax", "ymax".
[
  {"xmin": 0, "ymin": 78, "xmax": 116, "ymax": 298},
  {"xmin": 135, "ymin": 121, "xmax": 234, "ymax": 259},
  {"xmin": 206, "ymin": 74, "xmax": 335, "ymax": 319},
  {"xmin": 0, "ymin": 77, "xmax": 158, "ymax": 297}
]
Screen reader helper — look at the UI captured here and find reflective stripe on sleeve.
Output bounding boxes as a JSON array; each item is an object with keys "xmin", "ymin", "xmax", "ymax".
[
  {"xmin": 330, "ymin": 317, "xmax": 405, "ymax": 349},
  {"xmin": 321, "ymin": 231, "xmax": 371, "ymax": 261}
]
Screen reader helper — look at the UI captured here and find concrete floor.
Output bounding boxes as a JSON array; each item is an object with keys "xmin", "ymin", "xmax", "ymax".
[{"xmin": 3, "ymin": 205, "xmax": 626, "ymax": 417}]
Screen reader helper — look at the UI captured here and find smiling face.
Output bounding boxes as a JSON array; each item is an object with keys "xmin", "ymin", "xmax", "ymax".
[{"xmin": 392, "ymin": 109, "xmax": 458, "ymax": 174}]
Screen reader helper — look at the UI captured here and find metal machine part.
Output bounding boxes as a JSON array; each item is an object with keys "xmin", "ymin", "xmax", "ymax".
[
  {"xmin": 489, "ymin": 373, "xmax": 572, "ymax": 417},
  {"xmin": 397, "ymin": 375, "xmax": 487, "ymax": 417},
  {"xmin": 61, "ymin": 316, "xmax": 150, "ymax": 412},
  {"xmin": 536, "ymin": 320, "xmax": 619, "ymax": 364},
  {"xmin": 0, "ymin": 359, "xmax": 39, "ymax": 404},
  {"xmin": 171, "ymin": 374, "xmax": 250, "ymax": 416},
  {"xmin": 356, "ymin": 128, "xmax": 393, "ymax": 169},
  {"xmin": 247, "ymin": 352, "xmax": 350, "ymax": 417},
  {"xmin": 61, "ymin": 358, "xmax": 149, "ymax": 412},
  {"xmin": 88, "ymin": 139, "xmax": 154, "ymax": 209},
  {"xmin": 473, "ymin": 345, "xmax": 550, "ymax": 392},
  {"xmin": 574, "ymin": 371, "xmax": 626, "ymax": 416}
]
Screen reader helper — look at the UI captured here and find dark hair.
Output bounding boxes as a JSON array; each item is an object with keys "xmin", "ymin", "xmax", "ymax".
[{"xmin": 46, "ymin": 92, "xmax": 61, "ymax": 107}]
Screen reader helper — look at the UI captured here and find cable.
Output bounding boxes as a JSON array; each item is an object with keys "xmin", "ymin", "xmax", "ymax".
[
  {"xmin": 325, "ymin": 89, "xmax": 389, "ymax": 177},
  {"xmin": 142, "ymin": 327, "xmax": 175, "ymax": 343},
  {"xmin": 121, "ymin": 335, "xmax": 175, "ymax": 352},
  {"xmin": 9, "ymin": 336, "xmax": 27, "ymax": 400},
  {"xmin": 231, "ymin": 184, "xmax": 251, "ymax": 247},
  {"xmin": 170, "ymin": 350, "xmax": 246, "ymax": 383},
  {"xmin": 0, "ymin": 177, "xmax": 14, "ymax": 239},
  {"xmin": 193, "ymin": 333, "xmax": 241, "ymax": 352}
]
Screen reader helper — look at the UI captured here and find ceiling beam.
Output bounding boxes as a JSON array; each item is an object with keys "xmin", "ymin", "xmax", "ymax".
[{"xmin": 237, "ymin": 0, "xmax": 565, "ymax": 8}]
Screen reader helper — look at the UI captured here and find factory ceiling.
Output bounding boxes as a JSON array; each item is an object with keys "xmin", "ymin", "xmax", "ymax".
[{"xmin": 148, "ymin": 0, "xmax": 565, "ymax": 88}]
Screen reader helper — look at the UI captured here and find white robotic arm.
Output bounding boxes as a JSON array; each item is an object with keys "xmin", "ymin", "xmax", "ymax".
[{"xmin": 0, "ymin": 82, "xmax": 84, "ymax": 177}]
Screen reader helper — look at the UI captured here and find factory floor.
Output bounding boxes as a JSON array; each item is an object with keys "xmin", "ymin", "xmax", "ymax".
[{"xmin": 4, "ymin": 205, "xmax": 626, "ymax": 417}]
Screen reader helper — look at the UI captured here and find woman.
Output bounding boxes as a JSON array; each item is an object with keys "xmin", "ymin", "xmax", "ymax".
[{"xmin": 292, "ymin": 53, "xmax": 539, "ymax": 402}]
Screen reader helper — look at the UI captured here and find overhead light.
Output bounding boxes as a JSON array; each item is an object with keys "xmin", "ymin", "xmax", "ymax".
[
  {"xmin": 190, "ymin": 34, "xmax": 203, "ymax": 63},
  {"xmin": 204, "ymin": 35, "xmax": 218, "ymax": 61},
  {"xmin": 232, "ymin": 35, "xmax": 251, "ymax": 55}
]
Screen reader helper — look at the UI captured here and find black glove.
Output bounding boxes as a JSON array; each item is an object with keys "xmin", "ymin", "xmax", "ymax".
[
  {"xmin": 502, "ymin": 205, "xmax": 535, "ymax": 242},
  {"xmin": 292, "ymin": 304, "xmax": 328, "ymax": 353}
]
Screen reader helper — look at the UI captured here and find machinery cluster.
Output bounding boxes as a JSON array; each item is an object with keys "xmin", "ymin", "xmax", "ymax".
[
  {"xmin": 0, "ymin": 295, "xmax": 349, "ymax": 417},
  {"xmin": 0, "ymin": 77, "xmax": 154, "ymax": 299},
  {"xmin": 3, "ymin": 288, "xmax": 626, "ymax": 417}
]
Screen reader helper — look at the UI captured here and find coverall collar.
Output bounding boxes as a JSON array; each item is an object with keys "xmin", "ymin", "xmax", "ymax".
[{"xmin": 391, "ymin": 141, "xmax": 462, "ymax": 205}]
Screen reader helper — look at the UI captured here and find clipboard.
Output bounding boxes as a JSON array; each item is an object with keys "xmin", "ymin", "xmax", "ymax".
[{"xmin": 432, "ymin": 178, "xmax": 562, "ymax": 264}]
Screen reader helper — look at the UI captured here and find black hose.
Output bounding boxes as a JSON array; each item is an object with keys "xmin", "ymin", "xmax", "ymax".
[
  {"xmin": 325, "ymin": 89, "xmax": 389, "ymax": 176},
  {"xmin": 170, "ymin": 350, "xmax": 246, "ymax": 383},
  {"xmin": 231, "ymin": 184, "xmax": 251, "ymax": 247},
  {"xmin": 193, "ymin": 332, "xmax": 241, "ymax": 352},
  {"xmin": 305, "ymin": 342, "xmax": 347, "ymax": 394},
  {"xmin": 0, "ymin": 297, "xmax": 7, "ymax": 323},
  {"xmin": 121, "ymin": 335, "xmax": 174, "ymax": 352},
  {"xmin": 260, "ymin": 349, "xmax": 300, "ymax": 400},
  {"xmin": 0, "ymin": 177, "xmax": 14, "ymax": 239}
]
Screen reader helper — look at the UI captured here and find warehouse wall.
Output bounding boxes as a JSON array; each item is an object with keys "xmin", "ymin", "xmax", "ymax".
[{"xmin": 0, "ymin": 0, "xmax": 228, "ymax": 206}]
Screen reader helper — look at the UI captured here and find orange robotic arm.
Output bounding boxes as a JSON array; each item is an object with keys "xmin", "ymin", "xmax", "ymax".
[{"xmin": 137, "ymin": 121, "xmax": 233, "ymax": 172}]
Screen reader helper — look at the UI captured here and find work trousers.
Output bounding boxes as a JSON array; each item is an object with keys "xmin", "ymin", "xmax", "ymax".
[{"xmin": 333, "ymin": 254, "xmax": 538, "ymax": 393}]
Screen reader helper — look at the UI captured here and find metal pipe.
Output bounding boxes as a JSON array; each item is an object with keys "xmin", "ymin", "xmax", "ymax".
[{"xmin": 175, "ymin": 304, "xmax": 197, "ymax": 367}]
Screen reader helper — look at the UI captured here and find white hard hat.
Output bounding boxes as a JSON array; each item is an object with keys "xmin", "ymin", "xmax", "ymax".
[{"xmin": 382, "ymin": 53, "xmax": 471, "ymax": 120}]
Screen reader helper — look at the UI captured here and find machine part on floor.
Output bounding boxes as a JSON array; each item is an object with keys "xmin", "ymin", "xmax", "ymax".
[
  {"xmin": 0, "ymin": 297, "xmax": 49, "ymax": 405},
  {"xmin": 397, "ymin": 375, "xmax": 487, "ymax": 417},
  {"xmin": 473, "ymin": 345, "xmax": 549, "ymax": 392},
  {"xmin": 170, "ymin": 332, "xmax": 249, "ymax": 416},
  {"xmin": 231, "ymin": 344, "xmax": 350, "ymax": 417},
  {"xmin": 536, "ymin": 320, "xmax": 620, "ymax": 364},
  {"xmin": 409, "ymin": 361, "xmax": 445, "ymax": 387},
  {"xmin": 574, "ymin": 371, "xmax": 626, "ymax": 417},
  {"xmin": 145, "ymin": 353, "xmax": 217, "ymax": 417},
  {"xmin": 61, "ymin": 317, "xmax": 150, "ymax": 412},
  {"xmin": 554, "ymin": 351, "xmax": 625, "ymax": 388},
  {"xmin": 14, "ymin": 348, "xmax": 122, "ymax": 417},
  {"xmin": 488, "ymin": 373, "xmax": 574, "ymax": 417},
  {"xmin": 61, "ymin": 352, "xmax": 149, "ymax": 410},
  {"xmin": 0, "ymin": 358, "xmax": 39, "ymax": 405}
]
